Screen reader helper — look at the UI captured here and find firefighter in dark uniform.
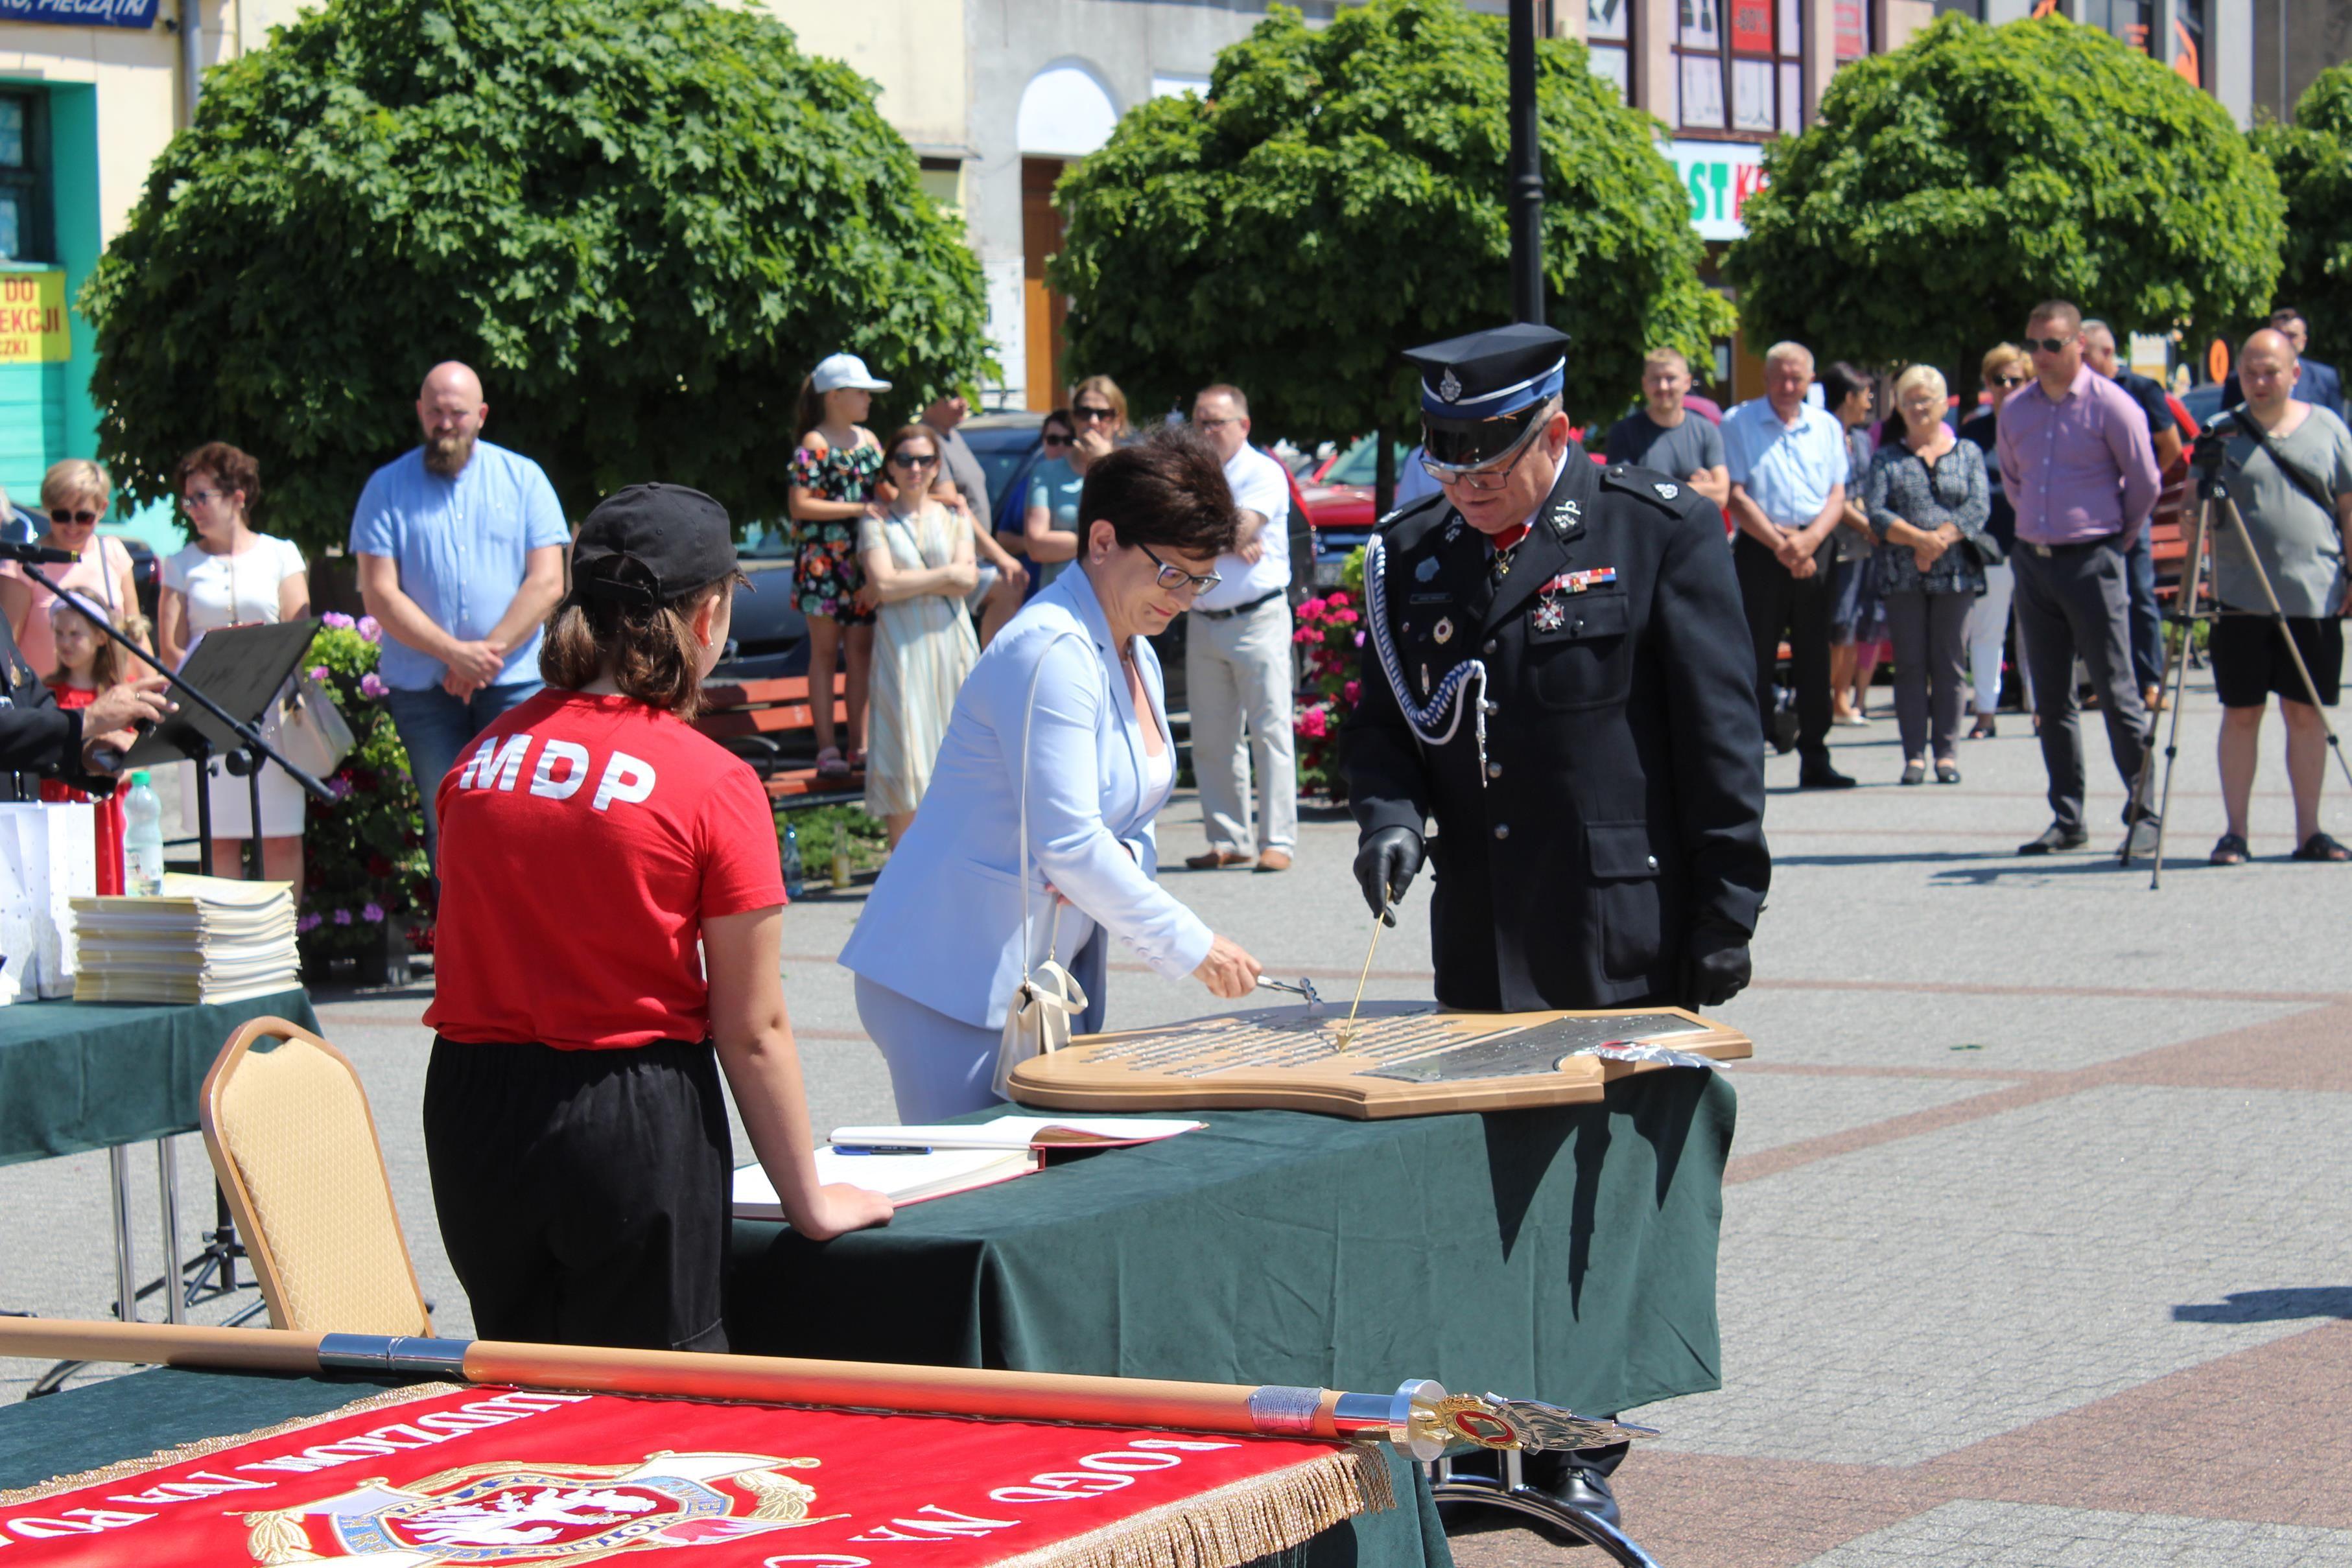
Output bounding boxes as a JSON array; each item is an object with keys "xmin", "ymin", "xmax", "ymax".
[{"xmin": 1343, "ymin": 323, "xmax": 1769, "ymax": 1528}]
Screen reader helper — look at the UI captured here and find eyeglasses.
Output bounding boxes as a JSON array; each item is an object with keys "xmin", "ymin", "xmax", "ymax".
[
  {"xmin": 889, "ymin": 452, "xmax": 937, "ymax": 470},
  {"xmin": 1988, "ymin": 374, "xmax": 2027, "ymax": 388},
  {"xmin": 47, "ymin": 509, "xmax": 98, "ymax": 526},
  {"xmin": 1192, "ymin": 415, "xmax": 1238, "ymax": 430},
  {"xmin": 1137, "ymin": 541, "xmax": 1221, "ymax": 597},
  {"xmin": 1041, "ymin": 432, "xmax": 1074, "ymax": 447},
  {"xmin": 2023, "ymin": 335, "xmax": 2075, "ymax": 354},
  {"xmin": 1073, "ymin": 405, "xmax": 1116, "ymax": 423},
  {"xmin": 182, "ymin": 490, "xmax": 226, "ymax": 508}
]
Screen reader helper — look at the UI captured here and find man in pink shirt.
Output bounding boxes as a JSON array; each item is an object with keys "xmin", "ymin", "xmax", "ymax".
[{"xmin": 1996, "ymin": 299, "xmax": 2163, "ymax": 858}]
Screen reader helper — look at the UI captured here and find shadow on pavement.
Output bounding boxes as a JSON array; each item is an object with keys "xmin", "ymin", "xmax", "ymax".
[{"xmin": 2171, "ymin": 1287, "xmax": 2352, "ymax": 1323}]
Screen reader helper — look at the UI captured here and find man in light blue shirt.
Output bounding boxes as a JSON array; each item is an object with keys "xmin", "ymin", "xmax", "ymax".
[
  {"xmin": 1723, "ymin": 342, "xmax": 1855, "ymax": 788},
  {"xmin": 352, "ymin": 361, "xmax": 569, "ymax": 873}
]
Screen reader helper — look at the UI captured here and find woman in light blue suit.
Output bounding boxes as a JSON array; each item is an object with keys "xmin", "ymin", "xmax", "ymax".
[{"xmin": 843, "ymin": 429, "xmax": 1265, "ymax": 1119}]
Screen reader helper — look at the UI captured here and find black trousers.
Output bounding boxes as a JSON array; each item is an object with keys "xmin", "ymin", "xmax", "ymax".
[
  {"xmin": 1734, "ymin": 533, "xmax": 1834, "ymax": 764},
  {"xmin": 423, "ymin": 1036, "xmax": 733, "ymax": 1352}
]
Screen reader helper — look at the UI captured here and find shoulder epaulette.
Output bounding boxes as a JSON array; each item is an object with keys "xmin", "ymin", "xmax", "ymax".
[{"xmin": 1601, "ymin": 463, "xmax": 1700, "ymax": 516}]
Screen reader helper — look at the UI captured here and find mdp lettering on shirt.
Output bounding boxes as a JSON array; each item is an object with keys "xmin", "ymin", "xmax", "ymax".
[{"xmin": 454, "ymin": 732, "xmax": 657, "ymax": 812}]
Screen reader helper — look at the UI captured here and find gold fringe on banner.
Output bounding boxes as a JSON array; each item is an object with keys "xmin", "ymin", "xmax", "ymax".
[
  {"xmin": 0, "ymin": 1381, "xmax": 461, "ymax": 1505},
  {"xmin": 994, "ymin": 1444, "xmax": 1396, "ymax": 1568}
]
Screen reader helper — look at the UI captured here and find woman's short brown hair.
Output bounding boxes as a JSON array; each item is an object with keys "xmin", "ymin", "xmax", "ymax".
[
  {"xmin": 40, "ymin": 459, "xmax": 111, "ymax": 517},
  {"xmin": 1077, "ymin": 424, "xmax": 1238, "ymax": 559},
  {"xmin": 540, "ymin": 576, "xmax": 735, "ymax": 720},
  {"xmin": 172, "ymin": 442, "xmax": 261, "ymax": 509}
]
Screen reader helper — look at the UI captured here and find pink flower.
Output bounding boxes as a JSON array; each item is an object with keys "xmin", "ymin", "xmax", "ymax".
[
  {"xmin": 360, "ymin": 672, "xmax": 388, "ymax": 699},
  {"xmin": 322, "ymin": 611, "xmax": 355, "ymax": 630},
  {"xmin": 361, "ymin": 902, "xmax": 384, "ymax": 923},
  {"xmin": 1326, "ymin": 591, "xmax": 1350, "ymax": 609},
  {"xmin": 1298, "ymin": 597, "xmax": 1327, "ymax": 619},
  {"xmin": 331, "ymin": 907, "xmax": 353, "ymax": 925},
  {"xmin": 1343, "ymin": 680, "xmax": 1361, "ymax": 705},
  {"xmin": 296, "ymin": 912, "xmax": 322, "ymax": 933},
  {"xmin": 1353, "ymin": 631, "xmax": 1365, "ymax": 648},
  {"xmin": 357, "ymin": 616, "xmax": 382, "ymax": 642},
  {"xmin": 307, "ymin": 665, "xmax": 329, "ymax": 683},
  {"xmin": 1297, "ymin": 705, "xmax": 1330, "ymax": 739},
  {"xmin": 1293, "ymin": 627, "xmax": 1319, "ymax": 646}
]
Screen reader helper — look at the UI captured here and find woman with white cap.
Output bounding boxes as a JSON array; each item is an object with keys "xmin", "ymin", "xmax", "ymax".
[{"xmin": 790, "ymin": 353, "xmax": 892, "ymax": 777}]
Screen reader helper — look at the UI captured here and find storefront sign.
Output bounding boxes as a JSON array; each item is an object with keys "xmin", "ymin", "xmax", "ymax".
[
  {"xmin": 0, "ymin": 272, "xmax": 69, "ymax": 363},
  {"xmin": 0, "ymin": 0, "xmax": 158, "ymax": 27},
  {"xmin": 1668, "ymin": 140, "xmax": 1767, "ymax": 241}
]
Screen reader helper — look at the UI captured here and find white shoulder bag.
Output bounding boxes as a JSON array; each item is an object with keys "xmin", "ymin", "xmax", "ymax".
[{"xmin": 991, "ymin": 631, "xmax": 1094, "ymax": 1100}]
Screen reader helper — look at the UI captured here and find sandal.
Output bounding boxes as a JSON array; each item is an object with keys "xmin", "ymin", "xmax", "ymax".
[
  {"xmin": 2209, "ymin": 833, "xmax": 2250, "ymax": 866},
  {"xmin": 816, "ymin": 746, "xmax": 851, "ymax": 778},
  {"xmin": 1935, "ymin": 759, "xmax": 1961, "ymax": 785},
  {"xmin": 1900, "ymin": 760, "xmax": 1926, "ymax": 786},
  {"xmin": 2293, "ymin": 832, "xmax": 2351, "ymax": 862},
  {"xmin": 1967, "ymin": 714, "xmax": 1997, "ymax": 740}
]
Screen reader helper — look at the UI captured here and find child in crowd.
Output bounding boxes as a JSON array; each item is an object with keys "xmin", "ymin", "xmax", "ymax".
[{"xmin": 41, "ymin": 598, "xmax": 143, "ymax": 895}]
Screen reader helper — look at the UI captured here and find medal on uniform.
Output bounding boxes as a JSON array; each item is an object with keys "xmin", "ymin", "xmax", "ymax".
[
  {"xmin": 1433, "ymin": 617, "xmax": 1453, "ymax": 645},
  {"xmin": 1533, "ymin": 596, "xmax": 1566, "ymax": 633},
  {"xmin": 1419, "ymin": 662, "xmax": 1431, "ymax": 697}
]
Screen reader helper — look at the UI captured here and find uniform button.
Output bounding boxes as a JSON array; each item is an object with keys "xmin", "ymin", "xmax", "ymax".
[
  {"xmin": 1493, "ymin": 823, "xmax": 1510, "ymax": 841},
  {"xmin": 1646, "ymin": 854, "xmax": 1659, "ymax": 870},
  {"xmin": 1572, "ymin": 618, "xmax": 1586, "ymax": 633},
  {"xmin": 1482, "ymin": 639, "xmax": 1498, "ymax": 656},
  {"xmin": 1481, "ymin": 699, "xmax": 1499, "ymax": 716},
  {"xmin": 1487, "ymin": 762, "xmax": 1502, "ymax": 779}
]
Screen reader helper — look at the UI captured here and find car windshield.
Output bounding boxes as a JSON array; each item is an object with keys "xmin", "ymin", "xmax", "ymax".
[
  {"xmin": 962, "ymin": 424, "xmax": 1044, "ymax": 507},
  {"xmin": 2180, "ymin": 384, "xmax": 2225, "ymax": 427},
  {"xmin": 1324, "ymin": 438, "xmax": 1414, "ymax": 487}
]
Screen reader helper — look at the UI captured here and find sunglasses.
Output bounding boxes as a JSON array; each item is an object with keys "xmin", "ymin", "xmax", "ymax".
[
  {"xmin": 1041, "ymin": 432, "xmax": 1074, "ymax": 447},
  {"xmin": 1138, "ymin": 541, "xmax": 1221, "ymax": 597},
  {"xmin": 2022, "ymin": 335, "xmax": 2074, "ymax": 354},
  {"xmin": 888, "ymin": 452, "xmax": 937, "ymax": 470},
  {"xmin": 47, "ymin": 509, "xmax": 98, "ymax": 526},
  {"xmin": 1988, "ymin": 373, "xmax": 2027, "ymax": 388},
  {"xmin": 1073, "ymin": 406, "xmax": 1116, "ymax": 423}
]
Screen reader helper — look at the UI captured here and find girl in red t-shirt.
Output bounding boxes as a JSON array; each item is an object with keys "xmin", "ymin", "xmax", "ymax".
[
  {"xmin": 41, "ymin": 598, "xmax": 138, "ymax": 896},
  {"xmin": 421, "ymin": 484, "xmax": 891, "ymax": 1351}
]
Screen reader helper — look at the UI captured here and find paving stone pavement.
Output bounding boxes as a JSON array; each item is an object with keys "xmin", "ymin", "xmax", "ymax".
[{"xmin": 1, "ymin": 668, "xmax": 2347, "ymax": 1567}]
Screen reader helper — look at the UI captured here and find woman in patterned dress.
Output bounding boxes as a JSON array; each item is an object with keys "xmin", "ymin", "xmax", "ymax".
[
  {"xmin": 858, "ymin": 427, "xmax": 980, "ymax": 843},
  {"xmin": 790, "ymin": 354, "xmax": 889, "ymax": 777}
]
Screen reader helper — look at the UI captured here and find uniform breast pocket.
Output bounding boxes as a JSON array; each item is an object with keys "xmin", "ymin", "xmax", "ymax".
[{"xmin": 1529, "ymin": 592, "xmax": 1634, "ymax": 711}]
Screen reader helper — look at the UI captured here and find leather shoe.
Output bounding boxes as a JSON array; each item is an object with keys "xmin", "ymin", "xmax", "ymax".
[
  {"xmin": 1254, "ymin": 849, "xmax": 1293, "ymax": 872},
  {"xmin": 2017, "ymin": 824, "xmax": 2089, "ymax": 856},
  {"xmin": 1796, "ymin": 763, "xmax": 1856, "ymax": 790},
  {"xmin": 1541, "ymin": 1464, "xmax": 1621, "ymax": 1534},
  {"xmin": 1184, "ymin": 849, "xmax": 1251, "ymax": 870}
]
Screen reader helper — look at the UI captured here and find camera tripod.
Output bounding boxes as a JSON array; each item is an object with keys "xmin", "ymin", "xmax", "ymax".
[{"xmin": 2124, "ymin": 447, "xmax": 2352, "ymax": 886}]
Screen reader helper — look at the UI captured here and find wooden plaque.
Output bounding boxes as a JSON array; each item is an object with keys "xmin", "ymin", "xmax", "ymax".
[{"xmin": 1005, "ymin": 1000, "xmax": 1751, "ymax": 1119}]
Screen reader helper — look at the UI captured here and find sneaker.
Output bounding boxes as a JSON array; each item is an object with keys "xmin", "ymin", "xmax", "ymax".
[
  {"xmin": 2118, "ymin": 816, "xmax": 2161, "ymax": 860},
  {"xmin": 2017, "ymin": 824, "xmax": 2089, "ymax": 855}
]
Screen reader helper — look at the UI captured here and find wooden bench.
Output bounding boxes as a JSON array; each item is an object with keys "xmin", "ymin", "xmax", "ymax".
[{"xmin": 695, "ymin": 673, "xmax": 865, "ymax": 806}]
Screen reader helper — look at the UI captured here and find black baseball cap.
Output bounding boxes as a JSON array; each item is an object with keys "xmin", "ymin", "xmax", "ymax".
[{"xmin": 572, "ymin": 483, "xmax": 742, "ymax": 606}]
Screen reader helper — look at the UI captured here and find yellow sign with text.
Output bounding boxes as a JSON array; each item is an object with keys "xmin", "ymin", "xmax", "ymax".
[{"xmin": 0, "ymin": 272, "xmax": 69, "ymax": 364}]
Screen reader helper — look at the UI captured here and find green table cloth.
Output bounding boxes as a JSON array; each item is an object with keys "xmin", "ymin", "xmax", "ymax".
[
  {"xmin": 0, "ymin": 1368, "xmax": 1452, "ymax": 1568},
  {"xmin": 0, "ymin": 990, "xmax": 320, "ymax": 1166},
  {"xmin": 730, "ymin": 1073, "xmax": 1736, "ymax": 1418}
]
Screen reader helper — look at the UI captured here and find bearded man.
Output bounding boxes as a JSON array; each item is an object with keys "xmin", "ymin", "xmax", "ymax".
[{"xmin": 352, "ymin": 360, "xmax": 569, "ymax": 880}]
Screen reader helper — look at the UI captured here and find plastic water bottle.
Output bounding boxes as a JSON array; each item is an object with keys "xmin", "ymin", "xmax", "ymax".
[
  {"xmin": 780, "ymin": 821, "xmax": 805, "ymax": 901},
  {"xmin": 122, "ymin": 771, "xmax": 164, "ymax": 896}
]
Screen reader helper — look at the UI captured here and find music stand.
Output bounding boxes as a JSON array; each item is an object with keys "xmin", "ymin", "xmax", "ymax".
[{"xmin": 113, "ymin": 619, "xmax": 323, "ymax": 878}]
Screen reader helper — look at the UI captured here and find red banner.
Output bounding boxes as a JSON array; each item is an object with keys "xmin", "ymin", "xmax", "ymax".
[{"xmin": 0, "ymin": 1385, "xmax": 1390, "ymax": 1567}]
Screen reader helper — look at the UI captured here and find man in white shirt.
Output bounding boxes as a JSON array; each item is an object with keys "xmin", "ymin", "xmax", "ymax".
[{"xmin": 1184, "ymin": 383, "xmax": 1298, "ymax": 872}]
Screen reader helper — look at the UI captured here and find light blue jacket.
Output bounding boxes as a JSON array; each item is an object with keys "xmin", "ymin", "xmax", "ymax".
[{"xmin": 840, "ymin": 565, "xmax": 1213, "ymax": 1029}]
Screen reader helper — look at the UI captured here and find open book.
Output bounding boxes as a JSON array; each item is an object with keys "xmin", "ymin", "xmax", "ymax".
[
  {"xmin": 827, "ymin": 1114, "xmax": 1206, "ymax": 1153},
  {"xmin": 733, "ymin": 1145, "xmax": 1039, "ymax": 1217}
]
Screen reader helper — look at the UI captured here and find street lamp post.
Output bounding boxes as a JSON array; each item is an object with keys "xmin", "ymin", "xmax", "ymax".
[{"xmin": 1507, "ymin": 0, "xmax": 1546, "ymax": 324}]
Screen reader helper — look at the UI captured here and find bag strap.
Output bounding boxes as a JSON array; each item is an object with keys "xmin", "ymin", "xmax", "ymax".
[
  {"xmin": 1013, "ymin": 628, "xmax": 1095, "ymax": 987},
  {"xmin": 2226, "ymin": 404, "xmax": 2341, "ymax": 521}
]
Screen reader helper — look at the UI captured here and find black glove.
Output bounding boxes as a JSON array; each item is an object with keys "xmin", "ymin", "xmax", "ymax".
[
  {"xmin": 1352, "ymin": 827, "xmax": 1424, "ymax": 925},
  {"xmin": 1680, "ymin": 925, "xmax": 1752, "ymax": 1009}
]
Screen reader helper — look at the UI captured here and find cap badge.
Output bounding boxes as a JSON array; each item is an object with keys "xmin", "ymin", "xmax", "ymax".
[
  {"xmin": 1654, "ymin": 482, "xmax": 1679, "ymax": 500},
  {"xmin": 1415, "ymin": 556, "xmax": 1441, "ymax": 581},
  {"xmin": 1439, "ymin": 367, "xmax": 1463, "ymax": 403}
]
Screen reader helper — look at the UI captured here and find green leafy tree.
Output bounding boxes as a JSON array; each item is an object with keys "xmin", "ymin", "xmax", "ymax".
[
  {"xmin": 2255, "ymin": 67, "xmax": 2352, "ymax": 367},
  {"xmin": 82, "ymin": 0, "xmax": 994, "ymax": 553},
  {"xmin": 1728, "ymin": 14, "xmax": 2282, "ymax": 379},
  {"xmin": 1050, "ymin": 0, "xmax": 1732, "ymax": 454}
]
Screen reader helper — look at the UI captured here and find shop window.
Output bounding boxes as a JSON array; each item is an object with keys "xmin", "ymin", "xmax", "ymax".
[
  {"xmin": 1678, "ymin": 0, "xmax": 1805, "ymax": 137},
  {"xmin": 1588, "ymin": 0, "xmax": 1632, "ymax": 101},
  {"xmin": 2081, "ymin": 0, "xmax": 2153, "ymax": 52},
  {"xmin": 2172, "ymin": 0, "xmax": 2205, "ymax": 85},
  {"xmin": 0, "ymin": 93, "xmax": 48, "ymax": 264},
  {"xmin": 1833, "ymin": 0, "xmax": 1874, "ymax": 62}
]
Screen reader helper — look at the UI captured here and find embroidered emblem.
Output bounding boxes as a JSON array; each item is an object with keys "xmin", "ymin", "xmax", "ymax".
[
  {"xmin": 1443, "ymin": 518, "xmax": 1464, "ymax": 544},
  {"xmin": 1433, "ymin": 617, "xmax": 1455, "ymax": 645},
  {"xmin": 1654, "ymin": 482, "xmax": 1679, "ymax": 500},
  {"xmin": 1439, "ymin": 367, "xmax": 1463, "ymax": 403},
  {"xmin": 1415, "ymin": 556, "xmax": 1441, "ymax": 581},
  {"xmin": 1533, "ymin": 597, "xmax": 1567, "ymax": 633}
]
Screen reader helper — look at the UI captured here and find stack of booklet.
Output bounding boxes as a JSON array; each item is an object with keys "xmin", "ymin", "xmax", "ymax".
[
  {"xmin": 735, "ymin": 1115, "xmax": 1206, "ymax": 1217},
  {"xmin": 69, "ymin": 875, "xmax": 301, "ymax": 1005}
]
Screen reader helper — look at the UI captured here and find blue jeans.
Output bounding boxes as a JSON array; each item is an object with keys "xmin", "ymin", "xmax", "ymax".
[
  {"xmin": 2124, "ymin": 528, "xmax": 2163, "ymax": 693},
  {"xmin": 385, "ymin": 680, "xmax": 543, "ymax": 878}
]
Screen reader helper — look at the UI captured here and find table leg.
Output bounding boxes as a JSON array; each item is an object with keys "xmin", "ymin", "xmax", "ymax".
[
  {"xmin": 105, "ymin": 1146, "xmax": 137, "ymax": 1326},
  {"xmin": 156, "ymin": 1138, "xmax": 185, "ymax": 1325}
]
